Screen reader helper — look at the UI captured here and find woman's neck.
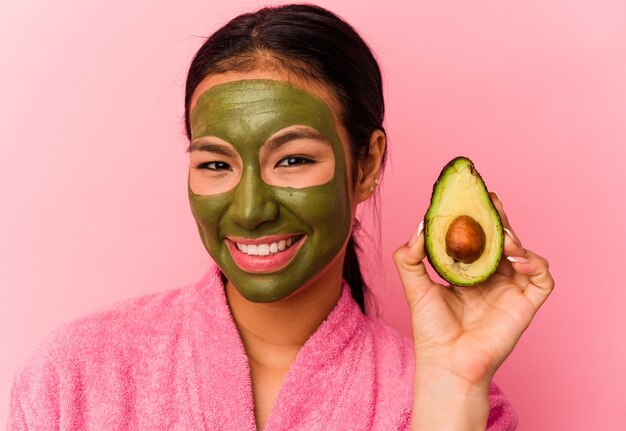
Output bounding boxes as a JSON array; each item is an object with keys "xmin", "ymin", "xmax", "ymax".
[
  {"xmin": 225, "ymin": 262, "xmax": 344, "ymax": 369},
  {"xmin": 224, "ymin": 257, "xmax": 346, "ymax": 431}
]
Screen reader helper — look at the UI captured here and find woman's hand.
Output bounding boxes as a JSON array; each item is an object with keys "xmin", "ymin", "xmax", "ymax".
[{"xmin": 393, "ymin": 193, "xmax": 554, "ymax": 430}]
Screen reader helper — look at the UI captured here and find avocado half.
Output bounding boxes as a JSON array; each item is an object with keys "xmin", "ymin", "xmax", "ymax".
[{"xmin": 424, "ymin": 157, "xmax": 503, "ymax": 286}]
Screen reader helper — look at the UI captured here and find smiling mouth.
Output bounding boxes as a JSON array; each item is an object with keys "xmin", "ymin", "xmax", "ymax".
[
  {"xmin": 232, "ymin": 234, "xmax": 304, "ymax": 256},
  {"xmin": 225, "ymin": 233, "xmax": 306, "ymax": 273}
]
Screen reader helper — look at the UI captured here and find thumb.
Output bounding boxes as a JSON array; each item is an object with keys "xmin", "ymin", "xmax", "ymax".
[{"xmin": 392, "ymin": 221, "xmax": 435, "ymax": 304}]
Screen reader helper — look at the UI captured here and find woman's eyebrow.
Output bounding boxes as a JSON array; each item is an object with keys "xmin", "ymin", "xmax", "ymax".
[
  {"xmin": 264, "ymin": 128, "xmax": 330, "ymax": 151},
  {"xmin": 187, "ymin": 140, "xmax": 238, "ymax": 156}
]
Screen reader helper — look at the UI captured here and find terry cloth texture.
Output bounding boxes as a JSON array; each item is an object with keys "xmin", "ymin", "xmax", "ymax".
[{"xmin": 8, "ymin": 264, "xmax": 518, "ymax": 430}]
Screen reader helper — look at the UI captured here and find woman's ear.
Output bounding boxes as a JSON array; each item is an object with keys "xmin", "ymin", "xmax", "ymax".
[{"xmin": 356, "ymin": 129, "xmax": 386, "ymax": 203}]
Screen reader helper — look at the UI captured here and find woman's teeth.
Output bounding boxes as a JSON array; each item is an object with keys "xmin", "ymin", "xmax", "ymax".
[{"xmin": 235, "ymin": 236, "xmax": 301, "ymax": 256}]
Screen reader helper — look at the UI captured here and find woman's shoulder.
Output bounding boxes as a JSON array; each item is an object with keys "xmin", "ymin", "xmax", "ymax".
[
  {"xmin": 8, "ymin": 270, "xmax": 227, "ymax": 427},
  {"xmin": 8, "ymin": 276, "xmax": 214, "ymax": 427},
  {"xmin": 360, "ymin": 315, "xmax": 415, "ymax": 393},
  {"xmin": 363, "ymin": 314, "xmax": 414, "ymax": 362},
  {"xmin": 14, "ymin": 274, "xmax": 212, "ymax": 382},
  {"xmin": 50, "ymin": 285, "xmax": 191, "ymax": 353}
]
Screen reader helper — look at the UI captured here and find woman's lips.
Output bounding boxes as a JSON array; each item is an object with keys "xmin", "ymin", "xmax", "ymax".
[{"xmin": 226, "ymin": 234, "xmax": 306, "ymax": 273}]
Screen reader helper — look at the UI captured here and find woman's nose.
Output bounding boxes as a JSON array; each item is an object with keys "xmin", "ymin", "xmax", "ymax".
[{"xmin": 227, "ymin": 169, "xmax": 279, "ymax": 230}]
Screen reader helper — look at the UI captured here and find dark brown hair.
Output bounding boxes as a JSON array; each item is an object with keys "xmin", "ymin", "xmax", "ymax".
[{"xmin": 184, "ymin": 4, "xmax": 387, "ymax": 312}]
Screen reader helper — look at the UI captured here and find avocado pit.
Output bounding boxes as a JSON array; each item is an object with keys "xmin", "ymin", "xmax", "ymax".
[{"xmin": 445, "ymin": 215, "xmax": 486, "ymax": 264}]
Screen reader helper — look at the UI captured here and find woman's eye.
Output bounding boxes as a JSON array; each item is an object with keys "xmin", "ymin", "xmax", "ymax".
[
  {"xmin": 276, "ymin": 156, "xmax": 313, "ymax": 167},
  {"xmin": 198, "ymin": 161, "xmax": 232, "ymax": 171}
]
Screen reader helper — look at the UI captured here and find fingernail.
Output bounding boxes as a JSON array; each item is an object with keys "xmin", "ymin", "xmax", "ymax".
[
  {"xmin": 492, "ymin": 191, "xmax": 502, "ymax": 202},
  {"xmin": 503, "ymin": 228, "xmax": 521, "ymax": 246},
  {"xmin": 507, "ymin": 256, "xmax": 529, "ymax": 263},
  {"xmin": 408, "ymin": 220, "xmax": 424, "ymax": 247}
]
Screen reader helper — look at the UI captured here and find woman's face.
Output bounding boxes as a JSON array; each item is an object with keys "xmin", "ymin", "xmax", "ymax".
[{"xmin": 187, "ymin": 71, "xmax": 358, "ymax": 302}]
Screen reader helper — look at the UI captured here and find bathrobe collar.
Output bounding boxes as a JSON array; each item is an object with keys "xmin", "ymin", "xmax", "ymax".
[{"xmin": 187, "ymin": 263, "xmax": 366, "ymax": 430}]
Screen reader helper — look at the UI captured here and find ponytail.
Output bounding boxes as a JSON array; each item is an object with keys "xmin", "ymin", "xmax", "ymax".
[{"xmin": 342, "ymin": 234, "xmax": 367, "ymax": 313}]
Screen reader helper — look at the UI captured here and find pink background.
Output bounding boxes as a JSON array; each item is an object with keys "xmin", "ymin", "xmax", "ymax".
[{"xmin": 1, "ymin": 0, "xmax": 625, "ymax": 428}]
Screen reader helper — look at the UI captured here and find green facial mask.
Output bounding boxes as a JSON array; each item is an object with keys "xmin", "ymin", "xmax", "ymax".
[{"xmin": 188, "ymin": 79, "xmax": 352, "ymax": 302}]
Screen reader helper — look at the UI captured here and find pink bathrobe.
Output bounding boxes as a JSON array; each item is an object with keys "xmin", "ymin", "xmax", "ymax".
[{"xmin": 9, "ymin": 264, "xmax": 518, "ymax": 430}]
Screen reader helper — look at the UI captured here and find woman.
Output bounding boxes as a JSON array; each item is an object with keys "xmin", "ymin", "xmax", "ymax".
[{"xmin": 9, "ymin": 4, "xmax": 553, "ymax": 430}]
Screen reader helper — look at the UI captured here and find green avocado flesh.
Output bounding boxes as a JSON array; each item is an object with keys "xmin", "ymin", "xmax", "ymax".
[{"xmin": 424, "ymin": 157, "xmax": 503, "ymax": 286}]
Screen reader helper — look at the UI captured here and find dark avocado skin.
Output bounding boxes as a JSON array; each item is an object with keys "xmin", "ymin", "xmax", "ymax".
[{"xmin": 423, "ymin": 156, "xmax": 504, "ymax": 286}]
